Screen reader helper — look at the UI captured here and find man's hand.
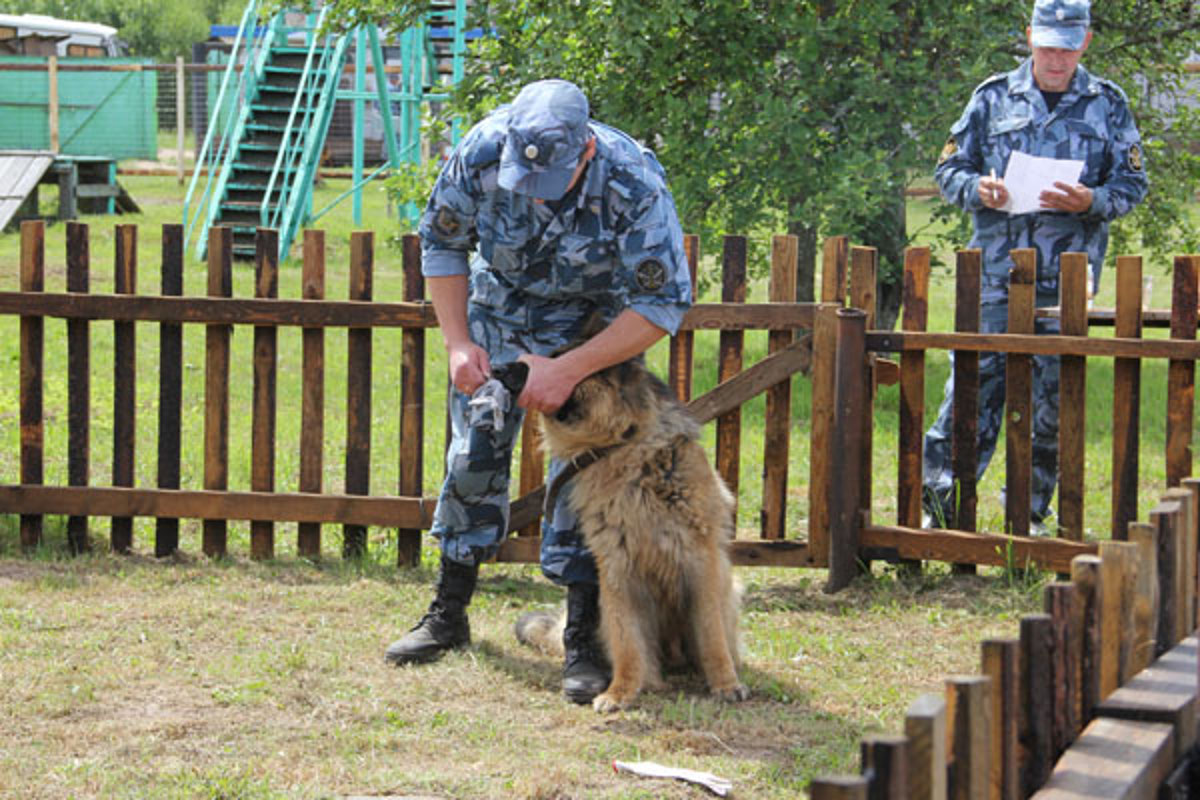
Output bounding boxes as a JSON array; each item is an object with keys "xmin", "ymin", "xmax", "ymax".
[
  {"xmin": 515, "ymin": 353, "xmax": 581, "ymax": 414},
  {"xmin": 1040, "ymin": 182, "xmax": 1093, "ymax": 214},
  {"xmin": 448, "ymin": 341, "xmax": 491, "ymax": 396},
  {"xmin": 978, "ymin": 174, "xmax": 1009, "ymax": 210}
]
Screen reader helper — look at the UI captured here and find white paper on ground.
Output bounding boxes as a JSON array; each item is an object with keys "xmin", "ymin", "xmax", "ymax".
[
  {"xmin": 613, "ymin": 760, "xmax": 733, "ymax": 796},
  {"xmin": 1001, "ymin": 150, "xmax": 1084, "ymax": 215}
]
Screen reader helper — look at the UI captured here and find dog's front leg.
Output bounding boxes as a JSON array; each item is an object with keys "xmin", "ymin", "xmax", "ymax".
[
  {"xmin": 592, "ymin": 578, "xmax": 646, "ymax": 713},
  {"xmin": 689, "ymin": 557, "xmax": 750, "ymax": 703}
]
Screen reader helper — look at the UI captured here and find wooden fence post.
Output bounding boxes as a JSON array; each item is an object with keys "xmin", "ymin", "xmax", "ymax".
[
  {"xmin": 1165, "ymin": 481, "xmax": 1199, "ymax": 634},
  {"xmin": 1057, "ymin": 253, "xmax": 1088, "ymax": 540},
  {"xmin": 1151, "ymin": 499, "xmax": 1185, "ymax": 654},
  {"xmin": 111, "ymin": 224, "xmax": 137, "ymax": 553},
  {"xmin": 251, "ymin": 228, "xmax": 279, "ymax": 560},
  {"xmin": 1126, "ymin": 521, "xmax": 1159, "ymax": 675},
  {"xmin": 175, "ymin": 55, "xmax": 186, "ymax": 186},
  {"xmin": 898, "ymin": 247, "xmax": 929, "ymax": 531},
  {"xmin": 809, "ymin": 301, "xmax": 841, "ymax": 566},
  {"xmin": 1070, "ymin": 554, "xmax": 1103, "ymax": 722},
  {"xmin": 849, "ymin": 247, "xmax": 876, "ymax": 527},
  {"xmin": 1166, "ymin": 255, "xmax": 1198, "ymax": 488},
  {"xmin": 668, "ymin": 234, "xmax": 699, "ymax": 402},
  {"xmin": 155, "ymin": 223, "xmax": 184, "ymax": 557},
  {"xmin": 827, "ymin": 307, "xmax": 866, "ymax": 591},
  {"xmin": 861, "ymin": 734, "xmax": 908, "ymax": 799},
  {"xmin": 951, "ymin": 249, "xmax": 981, "ymax": 538},
  {"xmin": 344, "ymin": 231, "xmax": 374, "ymax": 558},
  {"xmin": 1044, "ymin": 582, "xmax": 1081, "ymax": 757},
  {"xmin": 298, "ymin": 229, "xmax": 326, "ymax": 559},
  {"xmin": 821, "ymin": 235, "xmax": 849, "ymax": 304},
  {"xmin": 398, "ymin": 234, "xmax": 426, "ymax": 565},
  {"xmin": 1111, "ymin": 255, "xmax": 1142, "ymax": 540},
  {"xmin": 761, "ymin": 234, "xmax": 798, "ymax": 540},
  {"xmin": 1019, "ymin": 613, "xmax": 1054, "ymax": 796},
  {"xmin": 66, "ymin": 221, "xmax": 90, "ymax": 554},
  {"xmin": 1005, "ymin": 250, "xmax": 1035, "ymax": 537},
  {"xmin": 947, "ymin": 675, "xmax": 991, "ymax": 800},
  {"xmin": 981, "ymin": 639, "xmax": 1019, "ymax": 800},
  {"xmin": 19, "ymin": 220, "xmax": 44, "ymax": 550},
  {"xmin": 811, "ymin": 776, "xmax": 869, "ymax": 800},
  {"xmin": 203, "ymin": 226, "xmax": 232, "ymax": 558},
  {"xmin": 717, "ymin": 235, "xmax": 747, "ymax": 520},
  {"xmin": 905, "ymin": 693, "xmax": 947, "ymax": 800},
  {"xmin": 1098, "ymin": 541, "xmax": 1139, "ymax": 685}
]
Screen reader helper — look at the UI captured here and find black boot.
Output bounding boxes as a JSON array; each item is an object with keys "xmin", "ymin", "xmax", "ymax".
[
  {"xmin": 562, "ymin": 583, "xmax": 610, "ymax": 704},
  {"xmin": 384, "ymin": 557, "xmax": 478, "ymax": 665}
]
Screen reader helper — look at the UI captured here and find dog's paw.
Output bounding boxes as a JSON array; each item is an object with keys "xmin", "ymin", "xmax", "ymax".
[
  {"xmin": 711, "ymin": 683, "xmax": 750, "ymax": 703},
  {"xmin": 592, "ymin": 690, "xmax": 633, "ymax": 713}
]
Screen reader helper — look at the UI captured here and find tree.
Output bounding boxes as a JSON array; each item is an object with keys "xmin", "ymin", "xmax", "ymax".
[{"xmin": 326, "ymin": 1, "xmax": 1200, "ymax": 326}]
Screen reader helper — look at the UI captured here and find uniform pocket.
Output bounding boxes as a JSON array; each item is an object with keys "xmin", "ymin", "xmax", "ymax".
[{"xmin": 554, "ymin": 233, "xmax": 617, "ymax": 296}]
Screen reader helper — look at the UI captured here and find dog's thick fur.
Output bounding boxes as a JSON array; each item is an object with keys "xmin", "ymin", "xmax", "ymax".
[{"xmin": 526, "ymin": 349, "xmax": 748, "ymax": 712}]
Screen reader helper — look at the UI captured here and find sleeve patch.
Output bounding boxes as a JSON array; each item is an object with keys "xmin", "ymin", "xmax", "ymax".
[
  {"xmin": 433, "ymin": 207, "xmax": 461, "ymax": 237},
  {"xmin": 1128, "ymin": 143, "xmax": 1143, "ymax": 172},
  {"xmin": 634, "ymin": 258, "xmax": 667, "ymax": 292},
  {"xmin": 938, "ymin": 136, "xmax": 958, "ymax": 166}
]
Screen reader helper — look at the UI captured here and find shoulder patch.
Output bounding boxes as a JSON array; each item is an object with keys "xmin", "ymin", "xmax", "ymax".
[
  {"xmin": 938, "ymin": 136, "xmax": 958, "ymax": 165},
  {"xmin": 1128, "ymin": 142, "xmax": 1143, "ymax": 172},
  {"xmin": 433, "ymin": 207, "xmax": 461, "ymax": 237},
  {"xmin": 634, "ymin": 258, "xmax": 667, "ymax": 292}
]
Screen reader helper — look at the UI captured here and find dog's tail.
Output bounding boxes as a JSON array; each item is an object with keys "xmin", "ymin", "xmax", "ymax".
[{"xmin": 514, "ymin": 608, "xmax": 566, "ymax": 657}]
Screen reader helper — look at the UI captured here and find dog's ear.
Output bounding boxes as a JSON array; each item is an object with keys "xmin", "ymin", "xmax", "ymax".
[{"xmin": 492, "ymin": 361, "xmax": 529, "ymax": 395}]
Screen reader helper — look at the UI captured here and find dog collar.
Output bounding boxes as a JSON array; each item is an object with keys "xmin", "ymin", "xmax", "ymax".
[{"xmin": 541, "ymin": 425, "xmax": 637, "ymax": 517}]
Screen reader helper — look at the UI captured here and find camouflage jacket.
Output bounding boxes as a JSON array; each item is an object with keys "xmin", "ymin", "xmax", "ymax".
[
  {"xmin": 419, "ymin": 110, "xmax": 692, "ymax": 335},
  {"xmin": 936, "ymin": 58, "xmax": 1148, "ymax": 302}
]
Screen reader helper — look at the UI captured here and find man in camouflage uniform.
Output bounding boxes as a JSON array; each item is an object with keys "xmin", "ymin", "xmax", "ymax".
[
  {"xmin": 923, "ymin": 0, "xmax": 1148, "ymax": 533},
  {"xmin": 384, "ymin": 79, "xmax": 692, "ymax": 704}
]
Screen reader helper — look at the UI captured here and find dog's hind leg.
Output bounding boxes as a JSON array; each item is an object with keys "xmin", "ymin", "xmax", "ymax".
[
  {"xmin": 687, "ymin": 556, "xmax": 749, "ymax": 703},
  {"xmin": 592, "ymin": 577, "xmax": 650, "ymax": 712}
]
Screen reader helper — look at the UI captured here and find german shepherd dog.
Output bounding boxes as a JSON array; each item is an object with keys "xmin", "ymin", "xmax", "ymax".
[{"xmin": 513, "ymin": 340, "xmax": 749, "ymax": 712}]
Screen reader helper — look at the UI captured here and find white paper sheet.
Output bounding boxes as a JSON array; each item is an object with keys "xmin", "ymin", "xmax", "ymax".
[
  {"xmin": 613, "ymin": 760, "xmax": 733, "ymax": 796},
  {"xmin": 1000, "ymin": 151, "xmax": 1084, "ymax": 215}
]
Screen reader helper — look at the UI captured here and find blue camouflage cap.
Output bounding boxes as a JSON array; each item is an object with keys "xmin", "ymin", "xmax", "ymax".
[
  {"xmin": 1030, "ymin": 0, "xmax": 1090, "ymax": 50},
  {"xmin": 497, "ymin": 79, "xmax": 590, "ymax": 201}
]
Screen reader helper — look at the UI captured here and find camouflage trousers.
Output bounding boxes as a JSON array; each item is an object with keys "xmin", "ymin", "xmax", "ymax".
[
  {"xmin": 430, "ymin": 298, "xmax": 603, "ymax": 586},
  {"xmin": 922, "ymin": 298, "xmax": 1061, "ymax": 523}
]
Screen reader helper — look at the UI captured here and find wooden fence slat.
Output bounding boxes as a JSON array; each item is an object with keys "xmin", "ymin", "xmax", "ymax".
[
  {"xmin": 861, "ymin": 734, "xmax": 908, "ymax": 800},
  {"xmin": 904, "ymin": 693, "xmax": 947, "ymax": 800},
  {"xmin": 1019, "ymin": 613, "xmax": 1054, "ymax": 796},
  {"xmin": 155, "ymin": 223, "xmax": 183, "ymax": 557},
  {"xmin": 203, "ymin": 226, "xmax": 232, "ymax": 557},
  {"xmin": 809, "ymin": 303, "xmax": 840, "ymax": 566},
  {"xmin": 827, "ymin": 308, "xmax": 866, "ymax": 591},
  {"xmin": 981, "ymin": 639, "xmax": 1019, "ymax": 800},
  {"xmin": 858, "ymin": 525, "xmax": 1093, "ymax": 575},
  {"xmin": 344, "ymin": 231, "xmax": 374, "ymax": 558},
  {"xmin": 1070, "ymin": 554, "xmax": 1103, "ymax": 722},
  {"xmin": 1182, "ymin": 477, "xmax": 1200, "ymax": 631},
  {"xmin": 1166, "ymin": 255, "xmax": 1198, "ymax": 488},
  {"xmin": 398, "ymin": 234, "xmax": 425, "ymax": 565},
  {"xmin": 1127, "ymin": 521, "xmax": 1159, "ymax": 675},
  {"xmin": 849, "ymin": 247, "xmax": 876, "ymax": 528},
  {"xmin": 716, "ymin": 235, "xmax": 747, "ymax": 520},
  {"xmin": 298, "ymin": 229, "xmax": 325, "ymax": 559},
  {"xmin": 946, "ymin": 675, "xmax": 990, "ymax": 800},
  {"xmin": 1165, "ymin": 482, "xmax": 1198, "ymax": 634},
  {"xmin": 1097, "ymin": 542, "xmax": 1124, "ymax": 699},
  {"xmin": 66, "ymin": 221, "xmax": 90, "ymax": 554},
  {"xmin": 1057, "ymin": 253, "xmax": 1088, "ymax": 540},
  {"xmin": 1111, "ymin": 256, "xmax": 1143, "ymax": 540},
  {"xmin": 811, "ymin": 776, "xmax": 869, "ymax": 800},
  {"xmin": 668, "ymin": 234, "xmax": 700, "ymax": 402},
  {"xmin": 868, "ymin": 329, "xmax": 1200, "ymax": 360},
  {"xmin": 951, "ymin": 249, "xmax": 981, "ymax": 536},
  {"xmin": 898, "ymin": 247, "xmax": 929, "ymax": 530},
  {"xmin": 19, "ymin": 220, "xmax": 45, "ymax": 549},
  {"xmin": 1098, "ymin": 541, "xmax": 1139, "ymax": 686},
  {"xmin": 761, "ymin": 234, "xmax": 798, "ymax": 540},
  {"xmin": 1043, "ymin": 582, "xmax": 1081, "ymax": 758},
  {"xmin": 251, "ymin": 228, "xmax": 279, "ymax": 560},
  {"xmin": 1151, "ymin": 500, "xmax": 1184, "ymax": 654},
  {"xmin": 111, "ymin": 223, "xmax": 136, "ymax": 553},
  {"xmin": 1005, "ymin": 250, "xmax": 1035, "ymax": 537},
  {"xmin": 820, "ymin": 235, "xmax": 849, "ymax": 304}
]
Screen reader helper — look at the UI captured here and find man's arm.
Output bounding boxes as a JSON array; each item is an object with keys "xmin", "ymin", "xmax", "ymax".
[
  {"xmin": 428, "ymin": 275, "xmax": 491, "ymax": 395},
  {"xmin": 516, "ymin": 310, "xmax": 666, "ymax": 413}
]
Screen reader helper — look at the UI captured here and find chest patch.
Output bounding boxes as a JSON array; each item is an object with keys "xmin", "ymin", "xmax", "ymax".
[{"xmin": 635, "ymin": 258, "xmax": 667, "ymax": 292}]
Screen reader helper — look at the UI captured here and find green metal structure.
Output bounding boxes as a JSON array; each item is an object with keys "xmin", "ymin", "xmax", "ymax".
[{"xmin": 184, "ymin": 0, "xmax": 467, "ymax": 262}]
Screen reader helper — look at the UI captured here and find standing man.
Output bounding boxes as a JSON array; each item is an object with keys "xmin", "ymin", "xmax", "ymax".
[
  {"xmin": 923, "ymin": 0, "xmax": 1148, "ymax": 533},
  {"xmin": 384, "ymin": 79, "xmax": 692, "ymax": 705}
]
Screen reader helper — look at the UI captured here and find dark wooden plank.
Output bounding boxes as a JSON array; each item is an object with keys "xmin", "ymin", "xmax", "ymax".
[
  {"xmin": 1127, "ymin": 522, "xmax": 1159, "ymax": 676},
  {"xmin": 865, "ymin": 329, "xmax": 1200, "ymax": 360},
  {"xmin": 1071, "ymin": 554, "xmax": 1103, "ymax": 723},
  {"xmin": 858, "ymin": 525, "xmax": 1095, "ymax": 574},
  {"xmin": 343, "ymin": 231, "xmax": 373, "ymax": 558},
  {"xmin": 1111, "ymin": 255, "xmax": 1143, "ymax": 541},
  {"xmin": 1030, "ymin": 717, "xmax": 1174, "ymax": 799},
  {"xmin": 1096, "ymin": 635, "xmax": 1197, "ymax": 761},
  {"xmin": 1164, "ymin": 484, "xmax": 1198, "ymax": 638},
  {"xmin": 820, "ymin": 235, "xmax": 849, "ymax": 304},
  {"xmin": 19, "ymin": 220, "xmax": 44, "ymax": 549},
  {"xmin": 0, "ymin": 485, "xmax": 428, "ymax": 528},
  {"xmin": 680, "ymin": 302, "xmax": 815, "ymax": 331},
  {"xmin": 1098, "ymin": 540, "xmax": 1124, "ymax": 700},
  {"xmin": 1166, "ymin": 256, "xmax": 1198, "ymax": 488},
  {"xmin": 1178, "ymin": 478, "xmax": 1200, "ymax": 632},
  {"xmin": 946, "ymin": 675, "xmax": 990, "ymax": 800},
  {"xmin": 898, "ymin": 247, "xmax": 930, "ymax": 530},
  {"xmin": 111, "ymin": 224, "xmax": 137, "ymax": 553},
  {"xmin": 250, "ymin": 228, "xmax": 278, "ymax": 560},
  {"xmin": 203, "ymin": 226, "xmax": 232, "ymax": 557},
  {"xmin": 808, "ymin": 304, "xmax": 840, "ymax": 566},
  {"xmin": 849, "ymin": 247, "xmax": 876, "ymax": 527},
  {"xmin": 716, "ymin": 235, "xmax": 747, "ymax": 519},
  {"xmin": 66, "ymin": 221, "xmax": 90, "ymax": 554},
  {"xmin": 668, "ymin": 234, "xmax": 699, "ymax": 402},
  {"xmin": 686, "ymin": 336, "xmax": 811, "ymax": 425},
  {"xmin": 1005, "ymin": 250, "xmax": 1035, "ymax": 537},
  {"xmin": 1019, "ymin": 613, "xmax": 1054, "ymax": 797},
  {"xmin": 1058, "ymin": 253, "xmax": 1088, "ymax": 541},
  {"xmin": 1044, "ymin": 582, "xmax": 1081, "ymax": 759},
  {"xmin": 810, "ymin": 776, "xmax": 869, "ymax": 800},
  {"xmin": 1152, "ymin": 500, "xmax": 1184, "ymax": 654},
  {"xmin": 298, "ymin": 229, "xmax": 325, "ymax": 559},
  {"xmin": 761, "ymin": 234, "xmax": 798, "ymax": 540},
  {"xmin": 904, "ymin": 693, "xmax": 947, "ymax": 800},
  {"xmin": 155, "ymin": 223, "xmax": 183, "ymax": 557},
  {"xmin": 981, "ymin": 638, "xmax": 1020, "ymax": 800},
  {"xmin": 398, "ymin": 233, "xmax": 425, "ymax": 565},
  {"xmin": 861, "ymin": 734, "xmax": 908, "ymax": 800},
  {"xmin": 827, "ymin": 308, "xmax": 866, "ymax": 592},
  {"xmin": 952, "ymin": 250, "xmax": 981, "ymax": 573}
]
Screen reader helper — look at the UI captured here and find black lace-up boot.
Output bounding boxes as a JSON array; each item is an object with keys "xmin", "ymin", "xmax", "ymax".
[
  {"xmin": 561, "ymin": 583, "xmax": 610, "ymax": 703},
  {"xmin": 384, "ymin": 557, "xmax": 478, "ymax": 665}
]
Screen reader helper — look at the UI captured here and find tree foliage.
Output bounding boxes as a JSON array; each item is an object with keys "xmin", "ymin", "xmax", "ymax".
[{"xmin": 327, "ymin": 1, "xmax": 1199, "ymax": 318}]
